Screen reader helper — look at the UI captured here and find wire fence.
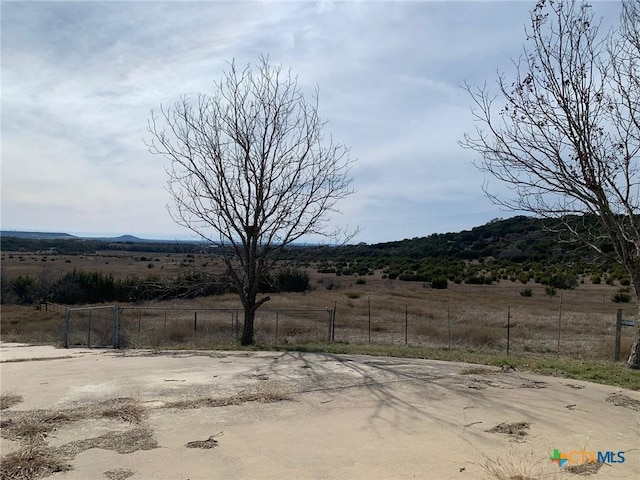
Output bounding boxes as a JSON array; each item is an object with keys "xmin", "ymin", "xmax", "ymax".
[{"xmin": 60, "ymin": 301, "xmax": 638, "ymax": 361}]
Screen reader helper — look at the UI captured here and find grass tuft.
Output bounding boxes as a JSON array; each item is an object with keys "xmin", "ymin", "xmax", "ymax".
[
  {"xmin": 479, "ymin": 449, "xmax": 559, "ymax": 480},
  {"xmin": 0, "ymin": 394, "xmax": 23, "ymax": 411},
  {"xmin": 0, "ymin": 444, "xmax": 71, "ymax": 480},
  {"xmin": 166, "ymin": 388, "xmax": 289, "ymax": 409}
]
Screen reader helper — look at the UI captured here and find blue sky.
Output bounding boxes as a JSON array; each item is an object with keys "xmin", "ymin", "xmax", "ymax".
[{"xmin": 1, "ymin": 0, "xmax": 622, "ymax": 243}]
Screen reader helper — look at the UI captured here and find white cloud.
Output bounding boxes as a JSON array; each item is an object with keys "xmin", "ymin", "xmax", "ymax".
[{"xmin": 0, "ymin": 0, "xmax": 623, "ymax": 242}]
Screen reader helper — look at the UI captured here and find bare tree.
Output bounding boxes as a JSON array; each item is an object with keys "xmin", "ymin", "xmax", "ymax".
[
  {"xmin": 146, "ymin": 57, "xmax": 356, "ymax": 345},
  {"xmin": 460, "ymin": 0, "xmax": 640, "ymax": 368}
]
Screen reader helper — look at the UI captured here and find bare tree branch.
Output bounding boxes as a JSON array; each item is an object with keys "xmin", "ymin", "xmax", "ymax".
[
  {"xmin": 460, "ymin": 0, "xmax": 640, "ymax": 368},
  {"xmin": 145, "ymin": 56, "xmax": 357, "ymax": 345}
]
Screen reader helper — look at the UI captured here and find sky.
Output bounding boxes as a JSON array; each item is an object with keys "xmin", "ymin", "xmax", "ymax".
[{"xmin": 0, "ymin": 0, "xmax": 623, "ymax": 244}]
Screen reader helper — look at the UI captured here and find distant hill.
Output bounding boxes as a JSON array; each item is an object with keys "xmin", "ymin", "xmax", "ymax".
[
  {"xmin": 0, "ymin": 231, "xmax": 77, "ymax": 240},
  {"xmin": 94, "ymin": 235, "xmax": 146, "ymax": 243},
  {"xmin": 0, "ymin": 216, "xmax": 613, "ymax": 264},
  {"xmin": 0, "ymin": 231, "xmax": 195, "ymax": 244}
]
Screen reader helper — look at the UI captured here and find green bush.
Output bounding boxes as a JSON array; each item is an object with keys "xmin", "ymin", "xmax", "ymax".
[
  {"xmin": 612, "ymin": 287, "xmax": 632, "ymax": 303},
  {"xmin": 430, "ymin": 277, "xmax": 448, "ymax": 289},
  {"xmin": 520, "ymin": 288, "xmax": 532, "ymax": 297},
  {"xmin": 275, "ymin": 268, "xmax": 309, "ymax": 292},
  {"xmin": 546, "ymin": 273, "xmax": 577, "ymax": 290}
]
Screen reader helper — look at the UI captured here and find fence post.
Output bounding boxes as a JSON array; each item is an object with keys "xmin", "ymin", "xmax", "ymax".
[
  {"xmin": 275, "ymin": 311, "xmax": 279, "ymax": 342},
  {"xmin": 138, "ymin": 310, "xmax": 141, "ymax": 333},
  {"xmin": 164, "ymin": 310, "xmax": 167, "ymax": 330},
  {"xmin": 194, "ymin": 311, "xmax": 197, "ymax": 332},
  {"xmin": 506, "ymin": 307, "xmax": 511, "ymax": 355},
  {"xmin": 447, "ymin": 301, "xmax": 451, "ymax": 350},
  {"xmin": 614, "ymin": 309, "xmax": 623, "ymax": 361},
  {"xmin": 332, "ymin": 302, "xmax": 337, "ymax": 342},
  {"xmin": 405, "ymin": 304, "xmax": 408, "ymax": 346},
  {"xmin": 64, "ymin": 308, "xmax": 70, "ymax": 348},
  {"xmin": 87, "ymin": 310, "xmax": 92, "ymax": 348},
  {"xmin": 368, "ymin": 296, "xmax": 371, "ymax": 344},
  {"xmin": 112, "ymin": 306, "xmax": 120, "ymax": 349},
  {"xmin": 557, "ymin": 295, "xmax": 563, "ymax": 353}
]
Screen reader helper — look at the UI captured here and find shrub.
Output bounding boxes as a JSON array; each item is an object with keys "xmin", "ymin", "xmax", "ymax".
[
  {"xmin": 275, "ymin": 268, "xmax": 309, "ymax": 292},
  {"xmin": 544, "ymin": 286, "xmax": 557, "ymax": 297},
  {"xmin": 355, "ymin": 278, "xmax": 366, "ymax": 285},
  {"xmin": 430, "ymin": 277, "xmax": 448, "ymax": 289},
  {"xmin": 547, "ymin": 273, "xmax": 577, "ymax": 290},
  {"xmin": 346, "ymin": 292, "xmax": 360, "ymax": 299},
  {"xmin": 519, "ymin": 288, "xmax": 532, "ymax": 297},
  {"xmin": 591, "ymin": 274, "xmax": 601, "ymax": 284},
  {"xmin": 612, "ymin": 287, "xmax": 632, "ymax": 303}
]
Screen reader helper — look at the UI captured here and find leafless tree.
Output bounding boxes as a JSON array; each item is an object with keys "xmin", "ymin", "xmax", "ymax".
[
  {"xmin": 460, "ymin": 0, "xmax": 640, "ymax": 368},
  {"xmin": 146, "ymin": 57, "xmax": 356, "ymax": 345}
]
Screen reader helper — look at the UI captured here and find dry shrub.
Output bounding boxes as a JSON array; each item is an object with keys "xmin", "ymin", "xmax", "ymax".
[
  {"xmin": 487, "ymin": 422, "xmax": 530, "ymax": 437},
  {"xmin": 452, "ymin": 325, "xmax": 503, "ymax": 348},
  {"xmin": 104, "ymin": 468, "xmax": 134, "ymax": 480},
  {"xmin": 167, "ymin": 388, "xmax": 289, "ymax": 409},
  {"xmin": 1, "ymin": 411, "xmax": 76, "ymax": 443},
  {"xmin": 412, "ymin": 322, "xmax": 443, "ymax": 338},
  {"xmin": 479, "ymin": 449, "xmax": 558, "ymax": 480},
  {"xmin": 459, "ymin": 366, "xmax": 498, "ymax": 375},
  {"xmin": 163, "ymin": 322, "xmax": 193, "ymax": 343},
  {"xmin": 0, "ymin": 394, "xmax": 22, "ymax": 411},
  {"xmin": 99, "ymin": 398, "xmax": 145, "ymax": 423},
  {"xmin": 600, "ymin": 336, "xmax": 633, "ymax": 361},
  {"xmin": 606, "ymin": 392, "xmax": 640, "ymax": 411},
  {"xmin": 0, "ymin": 444, "xmax": 71, "ymax": 480}
]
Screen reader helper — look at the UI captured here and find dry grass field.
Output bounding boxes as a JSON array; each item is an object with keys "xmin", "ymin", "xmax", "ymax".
[{"xmin": 1, "ymin": 250, "xmax": 636, "ymax": 363}]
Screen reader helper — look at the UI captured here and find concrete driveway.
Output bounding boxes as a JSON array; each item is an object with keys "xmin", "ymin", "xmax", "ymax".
[{"xmin": 1, "ymin": 343, "xmax": 639, "ymax": 479}]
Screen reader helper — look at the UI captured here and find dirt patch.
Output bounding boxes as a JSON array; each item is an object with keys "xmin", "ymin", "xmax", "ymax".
[
  {"xmin": 563, "ymin": 383, "xmax": 585, "ymax": 390},
  {"xmin": 487, "ymin": 422, "xmax": 531, "ymax": 439},
  {"xmin": 56, "ymin": 427, "xmax": 158, "ymax": 456},
  {"xmin": 103, "ymin": 468, "xmax": 134, "ymax": 480},
  {"xmin": 459, "ymin": 366, "xmax": 499, "ymax": 375},
  {"xmin": 606, "ymin": 392, "xmax": 640, "ymax": 411},
  {"xmin": 564, "ymin": 461, "xmax": 603, "ymax": 475},
  {"xmin": 185, "ymin": 433, "xmax": 222, "ymax": 449}
]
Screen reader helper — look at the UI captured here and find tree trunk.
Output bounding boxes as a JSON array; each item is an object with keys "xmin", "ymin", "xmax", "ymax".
[
  {"xmin": 628, "ymin": 295, "xmax": 640, "ymax": 368},
  {"xmin": 627, "ymin": 274, "xmax": 640, "ymax": 368},
  {"xmin": 241, "ymin": 304, "xmax": 255, "ymax": 346}
]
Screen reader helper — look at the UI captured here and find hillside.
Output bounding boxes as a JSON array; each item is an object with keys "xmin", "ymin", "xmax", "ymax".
[{"xmin": 0, "ymin": 215, "xmax": 611, "ymax": 265}]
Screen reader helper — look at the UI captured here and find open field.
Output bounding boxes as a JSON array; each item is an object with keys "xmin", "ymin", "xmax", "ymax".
[
  {"xmin": 1, "ymin": 250, "xmax": 637, "ymax": 364},
  {"xmin": 1, "ymin": 343, "xmax": 639, "ymax": 480}
]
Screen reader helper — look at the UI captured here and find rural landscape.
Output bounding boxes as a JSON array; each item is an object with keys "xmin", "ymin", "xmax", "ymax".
[
  {"xmin": 1, "ymin": 215, "xmax": 638, "ymax": 370},
  {"xmin": 2, "ymin": 217, "xmax": 640, "ymax": 480},
  {"xmin": 3, "ymin": 0, "xmax": 640, "ymax": 478}
]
